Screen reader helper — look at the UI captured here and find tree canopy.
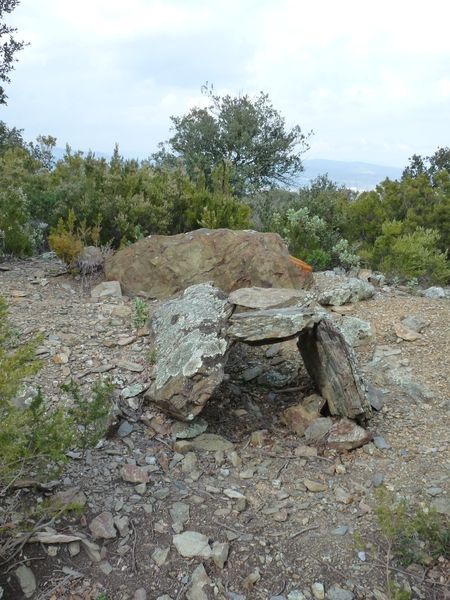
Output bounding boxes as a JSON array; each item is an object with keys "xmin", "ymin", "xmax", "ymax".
[
  {"xmin": 0, "ymin": 0, "xmax": 26, "ymax": 104},
  {"xmin": 155, "ymin": 85, "xmax": 312, "ymax": 196}
]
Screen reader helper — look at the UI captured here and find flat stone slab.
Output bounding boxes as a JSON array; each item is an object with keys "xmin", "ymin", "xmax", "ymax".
[
  {"xmin": 229, "ymin": 287, "xmax": 312, "ymax": 310},
  {"xmin": 227, "ymin": 307, "xmax": 320, "ymax": 342},
  {"xmin": 145, "ymin": 283, "xmax": 232, "ymax": 420}
]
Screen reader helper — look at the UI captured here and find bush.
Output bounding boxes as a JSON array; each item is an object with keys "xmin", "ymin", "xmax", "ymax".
[
  {"xmin": 0, "ymin": 296, "xmax": 115, "ymax": 483},
  {"xmin": 373, "ymin": 222, "xmax": 450, "ymax": 284},
  {"xmin": 0, "ymin": 187, "xmax": 35, "ymax": 256}
]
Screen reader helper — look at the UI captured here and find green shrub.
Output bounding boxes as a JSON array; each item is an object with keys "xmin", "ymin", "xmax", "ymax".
[
  {"xmin": 0, "ymin": 187, "xmax": 35, "ymax": 256},
  {"xmin": 373, "ymin": 222, "xmax": 450, "ymax": 284},
  {"xmin": 132, "ymin": 297, "xmax": 149, "ymax": 330}
]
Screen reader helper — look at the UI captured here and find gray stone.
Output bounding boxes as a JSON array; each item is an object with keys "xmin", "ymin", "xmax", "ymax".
[
  {"xmin": 170, "ymin": 502, "xmax": 190, "ymax": 524},
  {"xmin": 229, "ymin": 286, "xmax": 311, "ymax": 310},
  {"xmin": 338, "ymin": 316, "xmax": 374, "ymax": 347},
  {"xmin": 287, "ymin": 593, "xmax": 306, "ymax": 600},
  {"xmin": 304, "ymin": 417, "xmax": 333, "ymax": 442},
  {"xmin": 242, "ymin": 365, "xmax": 264, "ymax": 381},
  {"xmin": 145, "ymin": 283, "xmax": 232, "ymax": 421},
  {"xmin": 211, "ymin": 541, "xmax": 229, "ymax": 568},
  {"xmin": 121, "ymin": 465, "xmax": 149, "ymax": 483},
  {"xmin": 373, "ymin": 436, "xmax": 390, "ymax": 450},
  {"xmin": 372, "ymin": 473, "xmax": 385, "ymax": 488},
  {"xmin": 121, "ymin": 383, "xmax": 146, "ymax": 399},
  {"xmin": 227, "ymin": 307, "xmax": 320, "ymax": 342},
  {"xmin": 367, "ymin": 383, "xmax": 385, "ymax": 411},
  {"xmin": 401, "ymin": 315, "xmax": 429, "ymax": 333},
  {"xmin": 152, "ymin": 546, "xmax": 170, "ymax": 566},
  {"xmin": 134, "ymin": 590, "xmax": 147, "ymax": 600},
  {"xmin": 423, "ymin": 286, "xmax": 446, "ymax": 299},
  {"xmin": 77, "ymin": 245, "xmax": 104, "ymax": 273},
  {"xmin": 173, "ymin": 531, "xmax": 211, "ymax": 558},
  {"xmin": 89, "ymin": 511, "xmax": 116, "ymax": 539},
  {"xmin": 317, "ymin": 274, "xmax": 374, "ymax": 306},
  {"xmin": 331, "ymin": 525, "xmax": 349, "ymax": 536},
  {"xmin": 311, "ymin": 582, "xmax": 325, "ymax": 600},
  {"xmin": 91, "ymin": 280, "xmax": 122, "ymax": 299},
  {"xmin": 15, "ymin": 565, "xmax": 36, "ymax": 598},
  {"xmin": 431, "ymin": 497, "xmax": 450, "ymax": 516},
  {"xmin": 172, "ymin": 418, "xmax": 208, "ymax": 439},
  {"xmin": 99, "ymin": 561, "xmax": 113, "ymax": 575},
  {"xmin": 117, "ymin": 420, "xmax": 134, "ymax": 437},
  {"xmin": 426, "ymin": 487, "xmax": 443, "ymax": 497},
  {"xmin": 327, "ymin": 585, "xmax": 354, "ymax": 600}
]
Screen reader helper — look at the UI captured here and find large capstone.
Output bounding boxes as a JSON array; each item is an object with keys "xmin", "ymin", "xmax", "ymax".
[
  {"xmin": 105, "ymin": 228, "xmax": 312, "ymax": 298},
  {"xmin": 144, "ymin": 283, "xmax": 233, "ymax": 420}
]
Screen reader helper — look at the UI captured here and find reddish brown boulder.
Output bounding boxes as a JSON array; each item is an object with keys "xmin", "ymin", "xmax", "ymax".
[{"xmin": 105, "ymin": 228, "xmax": 312, "ymax": 299}]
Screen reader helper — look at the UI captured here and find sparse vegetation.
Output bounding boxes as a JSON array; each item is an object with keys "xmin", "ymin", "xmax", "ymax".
[{"xmin": 132, "ymin": 297, "xmax": 149, "ymax": 330}]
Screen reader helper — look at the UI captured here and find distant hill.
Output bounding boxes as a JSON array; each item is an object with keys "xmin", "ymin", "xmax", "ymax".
[{"xmin": 298, "ymin": 159, "xmax": 403, "ymax": 190}]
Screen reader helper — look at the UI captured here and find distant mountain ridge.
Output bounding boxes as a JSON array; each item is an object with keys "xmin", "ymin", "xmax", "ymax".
[{"xmin": 299, "ymin": 159, "xmax": 403, "ymax": 190}]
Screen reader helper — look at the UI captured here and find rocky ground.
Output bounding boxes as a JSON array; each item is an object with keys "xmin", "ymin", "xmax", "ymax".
[{"xmin": 0, "ymin": 255, "xmax": 449, "ymax": 600}]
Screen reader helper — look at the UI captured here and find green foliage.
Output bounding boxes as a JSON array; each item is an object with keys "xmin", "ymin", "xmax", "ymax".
[
  {"xmin": 0, "ymin": 1, "xmax": 27, "ymax": 105},
  {"xmin": 62, "ymin": 379, "xmax": 114, "ymax": 452},
  {"xmin": 375, "ymin": 487, "xmax": 450, "ymax": 567},
  {"xmin": 157, "ymin": 84, "xmax": 311, "ymax": 196},
  {"xmin": 0, "ymin": 186, "xmax": 35, "ymax": 255},
  {"xmin": 48, "ymin": 208, "xmax": 84, "ymax": 265},
  {"xmin": 373, "ymin": 222, "xmax": 450, "ymax": 284},
  {"xmin": 132, "ymin": 297, "xmax": 149, "ymax": 330}
]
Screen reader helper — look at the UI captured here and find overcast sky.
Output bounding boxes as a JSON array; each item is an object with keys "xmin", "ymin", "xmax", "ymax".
[{"xmin": 3, "ymin": 0, "xmax": 450, "ymax": 167}]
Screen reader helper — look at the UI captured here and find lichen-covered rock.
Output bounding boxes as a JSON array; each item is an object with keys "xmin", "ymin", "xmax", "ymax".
[
  {"xmin": 105, "ymin": 228, "xmax": 312, "ymax": 299},
  {"xmin": 315, "ymin": 271, "xmax": 374, "ymax": 306},
  {"xmin": 229, "ymin": 286, "xmax": 313, "ymax": 310},
  {"xmin": 227, "ymin": 307, "xmax": 321, "ymax": 342},
  {"xmin": 338, "ymin": 316, "xmax": 374, "ymax": 347},
  {"xmin": 145, "ymin": 283, "xmax": 232, "ymax": 420}
]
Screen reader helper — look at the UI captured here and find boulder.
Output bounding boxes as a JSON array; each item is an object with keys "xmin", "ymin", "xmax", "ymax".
[
  {"xmin": 314, "ymin": 271, "xmax": 374, "ymax": 306},
  {"xmin": 423, "ymin": 286, "xmax": 446, "ymax": 299},
  {"xmin": 144, "ymin": 283, "xmax": 232, "ymax": 420},
  {"xmin": 105, "ymin": 228, "xmax": 312, "ymax": 299}
]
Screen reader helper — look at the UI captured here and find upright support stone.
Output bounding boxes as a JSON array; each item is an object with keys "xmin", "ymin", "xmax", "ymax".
[{"xmin": 297, "ymin": 318, "xmax": 371, "ymax": 421}]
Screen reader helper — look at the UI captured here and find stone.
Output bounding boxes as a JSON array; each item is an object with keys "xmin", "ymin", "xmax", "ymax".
[
  {"xmin": 280, "ymin": 404, "xmax": 319, "ymax": 436},
  {"xmin": 121, "ymin": 383, "xmax": 146, "ymax": 399},
  {"xmin": 134, "ymin": 590, "xmax": 147, "ymax": 600},
  {"xmin": 190, "ymin": 433, "xmax": 234, "ymax": 452},
  {"xmin": 287, "ymin": 593, "xmax": 306, "ymax": 600},
  {"xmin": 316, "ymin": 273, "xmax": 374, "ymax": 306},
  {"xmin": 304, "ymin": 479, "xmax": 327, "ymax": 493},
  {"xmin": 48, "ymin": 486, "xmax": 87, "ymax": 510},
  {"xmin": 211, "ymin": 541, "xmax": 229, "ymax": 568},
  {"xmin": 170, "ymin": 502, "xmax": 190, "ymax": 524},
  {"xmin": 227, "ymin": 307, "xmax": 320, "ymax": 342},
  {"xmin": 423, "ymin": 286, "xmax": 446, "ymax": 299},
  {"xmin": 304, "ymin": 417, "xmax": 333, "ymax": 442},
  {"xmin": 372, "ymin": 473, "xmax": 385, "ymax": 488},
  {"xmin": 294, "ymin": 444, "xmax": 318, "ymax": 458},
  {"xmin": 89, "ymin": 511, "xmax": 117, "ymax": 539},
  {"xmin": 326, "ymin": 419, "xmax": 373, "ymax": 451},
  {"xmin": 229, "ymin": 286, "xmax": 312, "ymax": 310},
  {"xmin": 172, "ymin": 418, "xmax": 208, "ymax": 439},
  {"xmin": 311, "ymin": 582, "xmax": 325, "ymax": 600},
  {"xmin": 152, "ymin": 546, "xmax": 170, "ymax": 566},
  {"xmin": 335, "ymin": 487, "xmax": 353, "ymax": 504},
  {"xmin": 327, "ymin": 585, "xmax": 354, "ymax": 600},
  {"xmin": 91, "ymin": 280, "xmax": 122, "ymax": 299},
  {"xmin": 250, "ymin": 430, "xmax": 267, "ymax": 448},
  {"xmin": 173, "ymin": 531, "xmax": 211, "ymax": 558},
  {"xmin": 117, "ymin": 420, "xmax": 134, "ymax": 437},
  {"xmin": 105, "ymin": 228, "xmax": 312, "ymax": 298},
  {"xmin": 145, "ymin": 283, "xmax": 232, "ymax": 420},
  {"xmin": 114, "ymin": 515, "xmax": 129, "ymax": 537},
  {"xmin": 401, "ymin": 315, "xmax": 429, "ymax": 333},
  {"xmin": 331, "ymin": 525, "xmax": 349, "ymax": 536},
  {"xmin": 367, "ymin": 383, "xmax": 385, "ymax": 411},
  {"xmin": 121, "ymin": 464, "xmax": 149, "ymax": 483},
  {"xmin": 373, "ymin": 436, "xmax": 390, "ymax": 450},
  {"xmin": 303, "ymin": 393, "xmax": 326, "ymax": 413},
  {"xmin": 187, "ymin": 563, "xmax": 211, "ymax": 600},
  {"xmin": 431, "ymin": 497, "xmax": 450, "ymax": 516},
  {"xmin": 15, "ymin": 565, "xmax": 36, "ymax": 598},
  {"xmin": 339, "ymin": 316, "xmax": 374, "ymax": 347},
  {"xmin": 99, "ymin": 561, "xmax": 113, "ymax": 575},
  {"xmin": 298, "ymin": 318, "xmax": 371, "ymax": 420},
  {"xmin": 394, "ymin": 322, "xmax": 422, "ymax": 341}
]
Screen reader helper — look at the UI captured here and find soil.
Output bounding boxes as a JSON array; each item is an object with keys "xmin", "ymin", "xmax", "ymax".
[{"xmin": 0, "ymin": 255, "xmax": 449, "ymax": 600}]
